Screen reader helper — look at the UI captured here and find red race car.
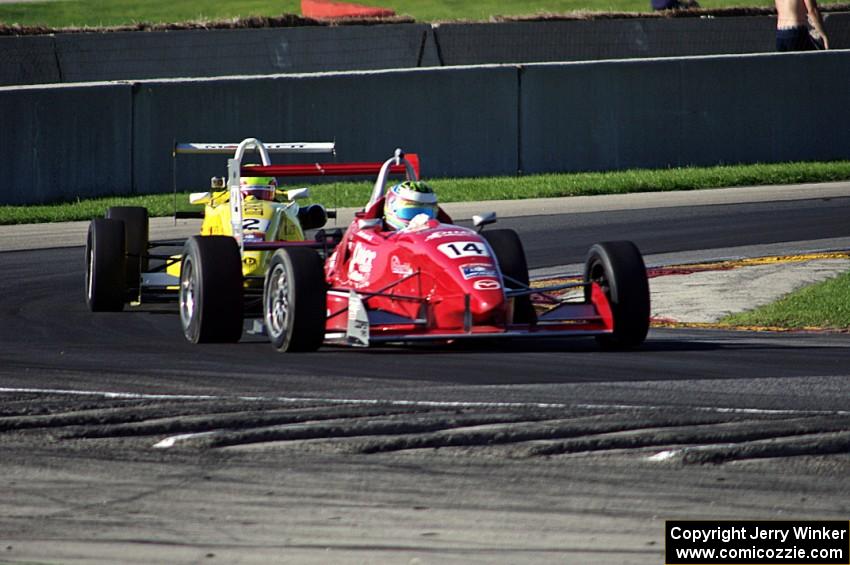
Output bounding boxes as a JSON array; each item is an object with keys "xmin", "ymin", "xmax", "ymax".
[{"xmin": 251, "ymin": 149, "xmax": 651, "ymax": 352}]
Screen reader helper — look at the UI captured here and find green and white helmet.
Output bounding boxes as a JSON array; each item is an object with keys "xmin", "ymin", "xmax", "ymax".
[{"xmin": 384, "ymin": 180, "xmax": 438, "ymax": 230}]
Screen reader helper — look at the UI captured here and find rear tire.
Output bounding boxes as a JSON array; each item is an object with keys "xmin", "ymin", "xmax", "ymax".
[
  {"xmin": 584, "ymin": 241, "xmax": 650, "ymax": 349},
  {"xmin": 106, "ymin": 206, "xmax": 149, "ymax": 295},
  {"xmin": 482, "ymin": 229, "xmax": 536, "ymax": 324},
  {"xmin": 85, "ymin": 218, "xmax": 126, "ymax": 312},
  {"xmin": 180, "ymin": 236, "xmax": 244, "ymax": 344},
  {"xmin": 264, "ymin": 248, "xmax": 327, "ymax": 352}
]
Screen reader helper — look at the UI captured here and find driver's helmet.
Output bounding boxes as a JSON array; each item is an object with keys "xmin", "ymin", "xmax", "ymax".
[
  {"xmin": 383, "ymin": 180, "xmax": 438, "ymax": 230},
  {"xmin": 240, "ymin": 174, "xmax": 277, "ymax": 201}
]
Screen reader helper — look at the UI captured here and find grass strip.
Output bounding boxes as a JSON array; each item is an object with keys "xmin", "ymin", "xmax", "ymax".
[
  {"xmin": 720, "ymin": 270, "xmax": 850, "ymax": 329},
  {"xmin": 2, "ymin": 160, "xmax": 850, "ymax": 225}
]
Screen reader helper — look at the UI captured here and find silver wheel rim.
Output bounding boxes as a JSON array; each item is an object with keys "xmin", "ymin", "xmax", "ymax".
[
  {"xmin": 180, "ymin": 257, "xmax": 196, "ymax": 330},
  {"xmin": 266, "ymin": 263, "xmax": 291, "ymax": 339},
  {"xmin": 589, "ymin": 261, "xmax": 610, "ymax": 297}
]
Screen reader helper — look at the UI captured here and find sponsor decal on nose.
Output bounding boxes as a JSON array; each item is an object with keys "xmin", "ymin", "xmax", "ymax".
[
  {"xmin": 460, "ymin": 263, "xmax": 498, "ymax": 280},
  {"xmin": 473, "ymin": 279, "xmax": 501, "ymax": 290}
]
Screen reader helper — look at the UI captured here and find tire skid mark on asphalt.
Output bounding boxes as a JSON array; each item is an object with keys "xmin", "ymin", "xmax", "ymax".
[
  {"xmin": 1, "ymin": 387, "xmax": 849, "ymax": 464},
  {"xmin": 522, "ymin": 416, "xmax": 850, "ymax": 457}
]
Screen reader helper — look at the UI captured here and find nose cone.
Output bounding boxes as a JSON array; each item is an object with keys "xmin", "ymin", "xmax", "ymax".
[
  {"xmin": 435, "ymin": 276, "xmax": 506, "ymax": 329},
  {"xmin": 241, "ymin": 251, "xmax": 264, "ymax": 277},
  {"xmin": 467, "ymin": 280, "xmax": 507, "ymax": 323},
  {"xmin": 406, "ymin": 225, "xmax": 509, "ymax": 328}
]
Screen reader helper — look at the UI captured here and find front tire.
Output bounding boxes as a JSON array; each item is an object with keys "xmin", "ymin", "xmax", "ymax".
[
  {"xmin": 264, "ymin": 248, "xmax": 327, "ymax": 352},
  {"xmin": 482, "ymin": 229, "xmax": 536, "ymax": 324},
  {"xmin": 85, "ymin": 218, "xmax": 126, "ymax": 312},
  {"xmin": 180, "ymin": 236, "xmax": 244, "ymax": 344},
  {"xmin": 584, "ymin": 241, "xmax": 650, "ymax": 349}
]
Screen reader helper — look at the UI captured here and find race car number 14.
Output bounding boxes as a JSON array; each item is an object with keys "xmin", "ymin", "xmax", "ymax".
[{"xmin": 437, "ymin": 241, "xmax": 490, "ymax": 259}]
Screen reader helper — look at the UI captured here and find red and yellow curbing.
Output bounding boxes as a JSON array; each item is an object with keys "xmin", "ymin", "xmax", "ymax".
[{"xmin": 532, "ymin": 251, "xmax": 850, "ymax": 333}]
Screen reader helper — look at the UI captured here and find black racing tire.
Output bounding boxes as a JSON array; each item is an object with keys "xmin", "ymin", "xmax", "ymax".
[
  {"xmin": 106, "ymin": 206, "xmax": 149, "ymax": 294},
  {"xmin": 297, "ymin": 204, "xmax": 328, "ymax": 231},
  {"xmin": 482, "ymin": 229, "xmax": 536, "ymax": 324},
  {"xmin": 85, "ymin": 218, "xmax": 126, "ymax": 312},
  {"xmin": 263, "ymin": 247, "xmax": 327, "ymax": 352},
  {"xmin": 179, "ymin": 236, "xmax": 244, "ymax": 344},
  {"xmin": 583, "ymin": 241, "xmax": 650, "ymax": 350}
]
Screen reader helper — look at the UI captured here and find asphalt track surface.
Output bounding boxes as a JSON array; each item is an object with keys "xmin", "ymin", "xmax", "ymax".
[{"xmin": 1, "ymin": 189, "xmax": 848, "ymax": 563}]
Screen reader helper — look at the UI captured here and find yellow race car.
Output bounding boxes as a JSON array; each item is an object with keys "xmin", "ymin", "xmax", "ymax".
[{"xmin": 85, "ymin": 137, "xmax": 339, "ymax": 343}]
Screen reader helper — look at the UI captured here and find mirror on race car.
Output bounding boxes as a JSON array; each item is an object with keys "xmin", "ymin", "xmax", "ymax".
[
  {"xmin": 473, "ymin": 212, "xmax": 497, "ymax": 231},
  {"xmin": 189, "ymin": 191, "xmax": 212, "ymax": 204},
  {"xmin": 358, "ymin": 218, "xmax": 382, "ymax": 230},
  {"xmin": 285, "ymin": 188, "xmax": 310, "ymax": 201}
]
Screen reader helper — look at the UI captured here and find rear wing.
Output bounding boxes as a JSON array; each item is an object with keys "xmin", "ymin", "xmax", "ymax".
[
  {"xmin": 173, "ymin": 138, "xmax": 420, "ymax": 251},
  {"xmin": 242, "ymin": 154, "xmax": 419, "ymax": 179},
  {"xmin": 244, "ymin": 149, "xmax": 421, "ymax": 210},
  {"xmin": 175, "ymin": 142, "xmax": 336, "ymax": 156}
]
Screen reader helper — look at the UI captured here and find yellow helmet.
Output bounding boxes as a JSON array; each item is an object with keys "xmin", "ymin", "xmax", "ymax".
[{"xmin": 240, "ymin": 175, "xmax": 277, "ymax": 201}]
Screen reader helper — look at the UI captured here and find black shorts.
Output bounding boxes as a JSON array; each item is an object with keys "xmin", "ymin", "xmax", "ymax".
[{"xmin": 776, "ymin": 26, "xmax": 820, "ymax": 52}]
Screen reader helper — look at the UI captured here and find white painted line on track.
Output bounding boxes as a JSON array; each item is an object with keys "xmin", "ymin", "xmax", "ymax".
[
  {"xmin": 646, "ymin": 443, "xmax": 741, "ymax": 462},
  {"xmin": 0, "ymin": 387, "xmax": 219, "ymax": 400},
  {"xmin": 153, "ymin": 431, "xmax": 217, "ymax": 449},
  {"xmin": 647, "ymin": 450, "xmax": 680, "ymax": 461},
  {"xmin": 1, "ymin": 387, "xmax": 848, "ymax": 417}
]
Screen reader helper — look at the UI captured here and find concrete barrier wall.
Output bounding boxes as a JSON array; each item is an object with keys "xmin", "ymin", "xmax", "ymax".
[
  {"xmin": 3, "ymin": 15, "xmax": 849, "ymax": 86},
  {"xmin": 0, "ymin": 35, "xmax": 61, "ymax": 85},
  {"xmin": 434, "ymin": 13, "xmax": 849, "ymax": 65},
  {"xmin": 131, "ymin": 66, "xmax": 518, "ymax": 196},
  {"xmin": 58, "ymin": 25, "xmax": 436, "ymax": 81},
  {"xmin": 519, "ymin": 50, "xmax": 850, "ymax": 173},
  {"xmin": 823, "ymin": 11, "xmax": 850, "ymax": 48},
  {"xmin": 0, "ymin": 25, "xmax": 436, "ymax": 86},
  {"xmin": 434, "ymin": 17, "xmax": 775, "ymax": 65},
  {"xmin": 2, "ymin": 51, "xmax": 849, "ymax": 205},
  {"xmin": 0, "ymin": 83, "xmax": 132, "ymax": 205}
]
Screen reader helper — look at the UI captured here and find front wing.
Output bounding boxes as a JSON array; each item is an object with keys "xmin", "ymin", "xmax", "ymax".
[{"xmin": 331, "ymin": 283, "xmax": 614, "ymax": 347}]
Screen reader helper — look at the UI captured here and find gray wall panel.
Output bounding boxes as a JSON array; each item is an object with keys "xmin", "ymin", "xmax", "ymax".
[
  {"xmin": 823, "ymin": 12, "xmax": 850, "ymax": 49},
  {"xmin": 131, "ymin": 67, "xmax": 518, "ymax": 194},
  {"xmin": 435, "ymin": 18, "xmax": 776, "ymax": 65},
  {"xmin": 0, "ymin": 84, "xmax": 132, "ymax": 205},
  {"xmin": 433, "ymin": 15, "xmax": 848, "ymax": 65},
  {"xmin": 54, "ymin": 25, "xmax": 431, "ymax": 82},
  {"xmin": 520, "ymin": 51, "xmax": 850, "ymax": 174},
  {"xmin": 0, "ymin": 35, "xmax": 61, "ymax": 86}
]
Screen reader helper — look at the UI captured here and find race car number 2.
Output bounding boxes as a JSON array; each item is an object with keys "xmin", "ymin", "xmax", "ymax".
[
  {"xmin": 242, "ymin": 218, "xmax": 265, "ymax": 231},
  {"xmin": 437, "ymin": 241, "xmax": 490, "ymax": 259}
]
